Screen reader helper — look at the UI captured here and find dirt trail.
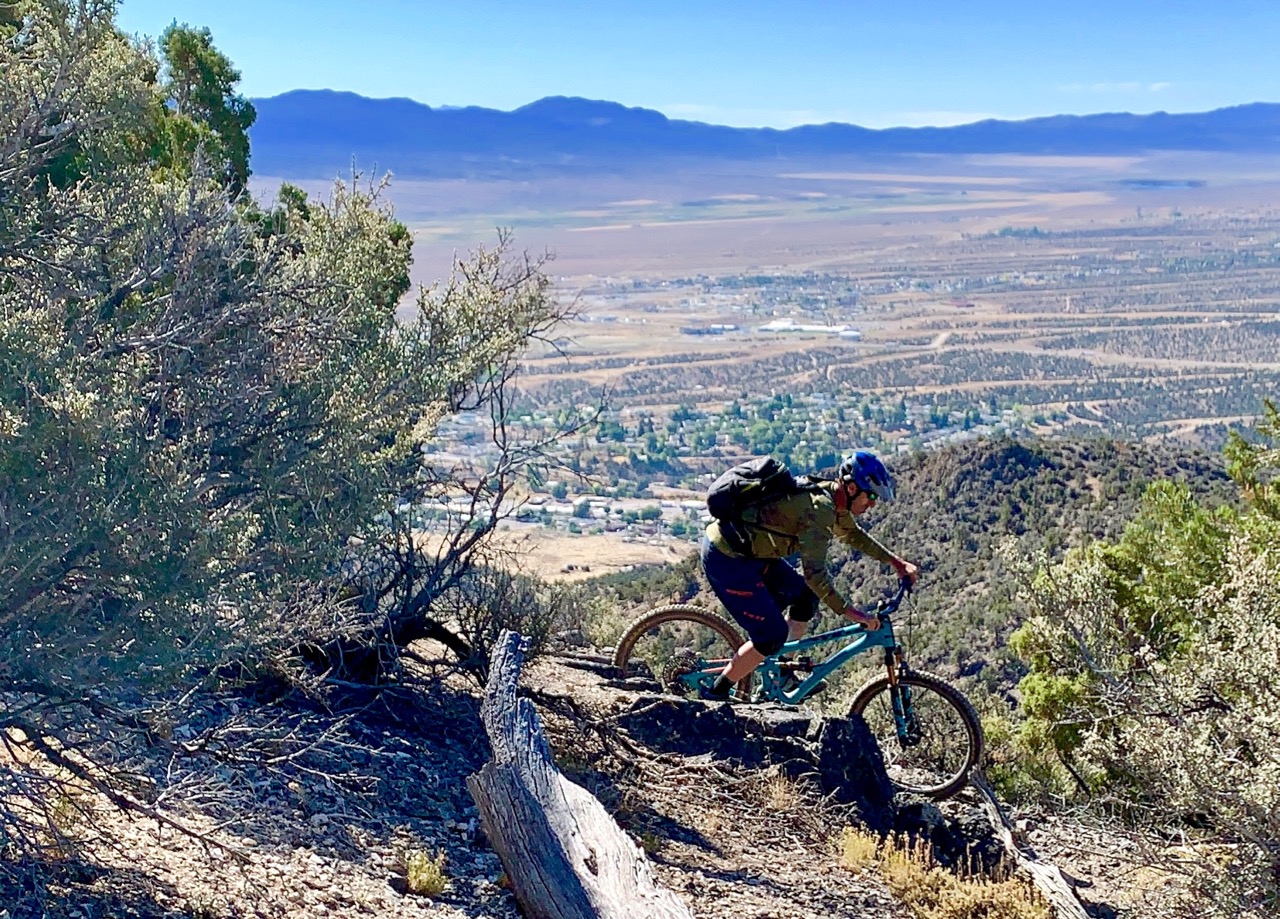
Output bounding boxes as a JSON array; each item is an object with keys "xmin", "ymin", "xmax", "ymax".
[
  {"xmin": 528, "ymin": 655, "xmax": 1195, "ymax": 919},
  {"xmin": 3, "ymin": 650, "xmax": 1199, "ymax": 919}
]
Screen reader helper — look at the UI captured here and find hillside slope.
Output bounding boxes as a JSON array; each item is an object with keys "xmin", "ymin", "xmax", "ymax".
[
  {"xmin": 586, "ymin": 436, "xmax": 1234, "ymax": 689},
  {"xmin": 841, "ymin": 437, "xmax": 1232, "ymax": 674},
  {"xmin": 2, "ymin": 436, "xmax": 1226, "ymax": 918}
]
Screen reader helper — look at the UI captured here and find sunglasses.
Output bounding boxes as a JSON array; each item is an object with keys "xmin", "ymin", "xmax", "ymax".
[{"xmin": 848, "ymin": 484, "xmax": 877, "ymax": 503}]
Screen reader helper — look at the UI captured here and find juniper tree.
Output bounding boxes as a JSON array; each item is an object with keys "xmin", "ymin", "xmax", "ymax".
[{"xmin": 1008, "ymin": 401, "xmax": 1280, "ymax": 918}]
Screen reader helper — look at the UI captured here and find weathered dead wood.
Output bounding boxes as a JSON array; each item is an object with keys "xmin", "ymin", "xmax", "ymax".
[
  {"xmin": 970, "ymin": 770, "xmax": 1093, "ymax": 919},
  {"xmin": 466, "ymin": 630, "xmax": 694, "ymax": 919}
]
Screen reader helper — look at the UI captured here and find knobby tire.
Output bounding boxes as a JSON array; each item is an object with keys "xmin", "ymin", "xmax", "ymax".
[
  {"xmin": 612, "ymin": 604, "xmax": 751, "ymax": 698},
  {"xmin": 850, "ymin": 669, "xmax": 983, "ymax": 800}
]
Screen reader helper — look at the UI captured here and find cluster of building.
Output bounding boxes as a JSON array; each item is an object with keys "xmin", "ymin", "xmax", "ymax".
[{"xmin": 679, "ymin": 317, "xmax": 862, "ymax": 338}]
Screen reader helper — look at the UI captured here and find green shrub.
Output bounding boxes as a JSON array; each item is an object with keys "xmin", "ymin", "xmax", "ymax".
[
  {"xmin": 403, "ymin": 849, "xmax": 449, "ymax": 897},
  {"xmin": 1004, "ymin": 401, "xmax": 1280, "ymax": 917}
]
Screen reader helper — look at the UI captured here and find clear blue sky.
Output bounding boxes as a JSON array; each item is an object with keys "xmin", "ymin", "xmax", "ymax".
[{"xmin": 115, "ymin": 0, "xmax": 1279, "ymax": 129}]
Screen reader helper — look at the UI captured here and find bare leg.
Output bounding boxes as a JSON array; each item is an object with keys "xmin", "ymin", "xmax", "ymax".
[
  {"xmin": 722, "ymin": 622, "xmax": 805, "ymax": 683},
  {"xmin": 721, "ymin": 640, "xmax": 765, "ymax": 682}
]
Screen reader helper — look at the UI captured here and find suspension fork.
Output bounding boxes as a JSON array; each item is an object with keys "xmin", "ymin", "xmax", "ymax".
[
  {"xmin": 882, "ymin": 646, "xmax": 920, "ymax": 745},
  {"xmin": 883, "ymin": 646, "xmax": 903, "ymax": 686}
]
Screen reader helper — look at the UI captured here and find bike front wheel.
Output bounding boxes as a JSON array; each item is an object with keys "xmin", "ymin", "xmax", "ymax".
[
  {"xmin": 612, "ymin": 604, "xmax": 750, "ymax": 698},
  {"xmin": 849, "ymin": 670, "xmax": 983, "ymax": 800}
]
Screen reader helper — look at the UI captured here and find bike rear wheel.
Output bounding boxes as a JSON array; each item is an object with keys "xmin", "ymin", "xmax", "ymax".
[
  {"xmin": 849, "ymin": 670, "xmax": 983, "ymax": 800},
  {"xmin": 612, "ymin": 605, "xmax": 750, "ymax": 698}
]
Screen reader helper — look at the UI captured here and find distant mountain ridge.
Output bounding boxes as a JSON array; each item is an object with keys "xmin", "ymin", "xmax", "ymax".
[{"xmin": 248, "ymin": 89, "xmax": 1280, "ymax": 179}]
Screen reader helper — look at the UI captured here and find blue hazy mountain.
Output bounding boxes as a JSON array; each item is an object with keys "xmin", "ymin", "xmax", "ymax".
[{"xmin": 249, "ymin": 89, "xmax": 1280, "ymax": 179}]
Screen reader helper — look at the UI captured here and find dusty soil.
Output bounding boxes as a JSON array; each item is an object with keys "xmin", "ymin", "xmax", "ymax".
[
  {"xmin": 2, "ymin": 649, "xmax": 1202, "ymax": 919},
  {"xmin": 532, "ymin": 656, "xmax": 1206, "ymax": 919}
]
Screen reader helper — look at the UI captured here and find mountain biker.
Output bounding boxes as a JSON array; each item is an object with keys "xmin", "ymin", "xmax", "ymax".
[{"xmin": 698, "ymin": 450, "xmax": 919, "ymax": 700}]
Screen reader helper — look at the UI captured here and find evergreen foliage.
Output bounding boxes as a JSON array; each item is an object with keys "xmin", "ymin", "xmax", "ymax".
[
  {"xmin": 157, "ymin": 21, "xmax": 256, "ymax": 195},
  {"xmin": 0, "ymin": 0, "xmax": 573, "ymax": 859},
  {"xmin": 1007, "ymin": 401, "xmax": 1280, "ymax": 917}
]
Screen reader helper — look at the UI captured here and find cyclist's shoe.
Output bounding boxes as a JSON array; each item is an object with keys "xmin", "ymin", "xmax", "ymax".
[
  {"xmin": 699, "ymin": 683, "xmax": 733, "ymax": 703},
  {"xmin": 780, "ymin": 674, "xmax": 828, "ymax": 696}
]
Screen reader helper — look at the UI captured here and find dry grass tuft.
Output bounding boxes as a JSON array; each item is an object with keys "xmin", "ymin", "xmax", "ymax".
[
  {"xmin": 840, "ymin": 825, "xmax": 880, "ymax": 868},
  {"xmin": 840, "ymin": 827, "xmax": 1052, "ymax": 919},
  {"xmin": 403, "ymin": 849, "xmax": 449, "ymax": 897},
  {"xmin": 763, "ymin": 771, "xmax": 801, "ymax": 811}
]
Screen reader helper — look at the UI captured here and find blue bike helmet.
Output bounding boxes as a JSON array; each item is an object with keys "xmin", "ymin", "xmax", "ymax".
[{"xmin": 838, "ymin": 450, "xmax": 895, "ymax": 502}]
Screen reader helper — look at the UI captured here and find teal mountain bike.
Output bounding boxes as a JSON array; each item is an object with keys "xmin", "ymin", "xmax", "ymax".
[{"xmin": 612, "ymin": 583, "xmax": 984, "ymax": 799}]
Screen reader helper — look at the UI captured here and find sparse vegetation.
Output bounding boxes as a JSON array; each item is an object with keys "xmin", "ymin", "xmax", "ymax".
[
  {"xmin": 840, "ymin": 827, "xmax": 1052, "ymax": 919},
  {"xmin": 403, "ymin": 848, "xmax": 450, "ymax": 897}
]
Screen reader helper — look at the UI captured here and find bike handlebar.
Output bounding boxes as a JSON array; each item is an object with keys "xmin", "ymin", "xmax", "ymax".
[{"xmin": 868, "ymin": 579, "xmax": 913, "ymax": 618}]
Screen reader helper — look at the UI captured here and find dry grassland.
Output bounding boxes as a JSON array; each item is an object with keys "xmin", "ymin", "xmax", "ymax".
[
  {"xmin": 370, "ymin": 150, "xmax": 1280, "ymax": 283},
  {"xmin": 492, "ymin": 528, "xmax": 691, "ymax": 581}
]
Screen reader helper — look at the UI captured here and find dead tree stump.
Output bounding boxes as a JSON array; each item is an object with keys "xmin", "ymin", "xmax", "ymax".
[
  {"xmin": 970, "ymin": 771, "xmax": 1093, "ymax": 919},
  {"xmin": 467, "ymin": 630, "xmax": 694, "ymax": 919}
]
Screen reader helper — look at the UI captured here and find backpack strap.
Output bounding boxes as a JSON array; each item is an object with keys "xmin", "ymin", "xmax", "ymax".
[{"xmin": 727, "ymin": 478, "xmax": 824, "ymax": 556}]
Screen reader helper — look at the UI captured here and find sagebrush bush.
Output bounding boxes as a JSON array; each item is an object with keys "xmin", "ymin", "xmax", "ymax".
[
  {"xmin": 1004, "ymin": 401, "xmax": 1280, "ymax": 918},
  {"xmin": 1, "ymin": 0, "xmax": 575, "ymax": 862}
]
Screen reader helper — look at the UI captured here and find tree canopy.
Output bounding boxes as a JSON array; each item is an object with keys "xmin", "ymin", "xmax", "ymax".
[
  {"xmin": 157, "ymin": 21, "xmax": 256, "ymax": 194},
  {"xmin": 1, "ymin": 0, "xmax": 576, "ymax": 859}
]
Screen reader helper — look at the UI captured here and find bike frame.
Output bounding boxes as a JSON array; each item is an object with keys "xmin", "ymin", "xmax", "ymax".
[
  {"xmin": 677, "ymin": 582, "xmax": 912, "ymax": 706},
  {"xmin": 756, "ymin": 618, "xmax": 899, "ymax": 705}
]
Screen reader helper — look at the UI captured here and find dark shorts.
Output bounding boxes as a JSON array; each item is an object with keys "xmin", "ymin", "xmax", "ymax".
[{"xmin": 699, "ymin": 536, "xmax": 815, "ymax": 650}]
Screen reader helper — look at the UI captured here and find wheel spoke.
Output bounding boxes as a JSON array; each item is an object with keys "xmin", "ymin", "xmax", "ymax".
[
  {"xmin": 613, "ymin": 605, "xmax": 747, "ymax": 697},
  {"xmin": 851, "ymin": 672, "xmax": 982, "ymax": 799},
  {"xmin": 628, "ymin": 622, "xmax": 734, "ymax": 694}
]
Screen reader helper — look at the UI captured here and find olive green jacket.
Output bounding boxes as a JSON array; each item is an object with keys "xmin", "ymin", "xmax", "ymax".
[{"xmin": 706, "ymin": 478, "xmax": 897, "ymax": 616}]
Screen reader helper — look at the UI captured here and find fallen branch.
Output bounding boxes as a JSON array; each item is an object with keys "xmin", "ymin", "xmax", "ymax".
[
  {"xmin": 466, "ymin": 630, "xmax": 694, "ymax": 919},
  {"xmin": 970, "ymin": 770, "xmax": 1093, "ymax": 919}
]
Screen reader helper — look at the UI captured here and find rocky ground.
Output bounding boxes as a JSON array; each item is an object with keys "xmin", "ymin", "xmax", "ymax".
[{"xmin": 1, "ymin": 650, "xmax": 1194, "ymax": 919}]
